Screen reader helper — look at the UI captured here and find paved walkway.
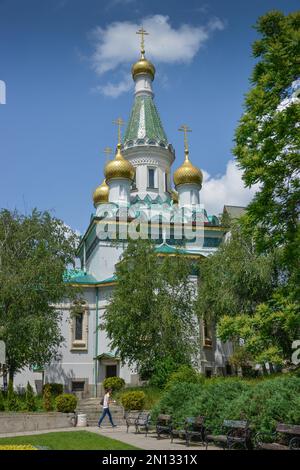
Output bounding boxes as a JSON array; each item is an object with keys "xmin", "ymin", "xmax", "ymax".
[{"xmin": 0, "ymin": 425, "xmax": 219, "ymax": 450}]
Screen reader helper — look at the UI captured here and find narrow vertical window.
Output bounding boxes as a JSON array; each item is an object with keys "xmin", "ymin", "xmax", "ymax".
[
  {"xmin": 75, "ymin": 314, "xmax": 83, "ymax": 340},
  {"xmin": 165, "ymin": 172, "xmax": 168, "ymax": 192},
  {"xmin": 148, "ymin": 168, "xmax": 155, "ymax": 188}
]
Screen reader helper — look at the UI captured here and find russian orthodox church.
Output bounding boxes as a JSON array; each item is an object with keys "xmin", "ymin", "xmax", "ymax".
[{"xmin": 14, "ymin": 31, "xmax": 234, "ymax": 396}]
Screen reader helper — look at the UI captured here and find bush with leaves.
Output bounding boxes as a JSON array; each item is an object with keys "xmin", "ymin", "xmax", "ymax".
[
  {"xmin": 25, "ymin": 382, "xmax": 36, "ymax": 411},
  {"xmin": 152, "ymin": 375, "xmax": 300, "ymax": 434},
  {"xmin": 103, "ymin": 377, "xmax": 125, "ymax": 393},
  {"xmin": 121, "ymin": 391, "xmax": 146, "ymax": 411},
  {"xmin": 7, "ymin": 380, "xmax": 19, "ymax": 411},
  {"xmin": 55, "ymin": 394, "xmax": 77, "ymax": 413},
  {"xmin": 43, "ymin": 384, "xmax": 53, "ymax": 411},
  {"xmin": 165, "ymin": 365, "xmax": 204, "ymax": 390},
  {"xmin": 148, "ymin": 357, "xmax": 180, "ymax": 389},
  {"xmin": 224, "ymin": 375, "xmax": 300, "ymax": 435},
  {"xmin": 42, "ymin": 383, "xmax": 63, "ymax": 397}
]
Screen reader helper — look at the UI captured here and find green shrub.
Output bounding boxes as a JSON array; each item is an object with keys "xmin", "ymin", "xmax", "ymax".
[
  {"xmin": 0, "ymin": 390, "xmax": 5, "ymax": 411},
  {"xmin": 152, "ymin": 375, "xmax": 300, "ymax": 435},
  {"xmin": 55, "ymin": 394, "xmax": 77, "ymax": 413},
  {"xmin": 121, "ymin": 391, "xmax": 146, "ymax": 410},
  {"xmin": 25, "ymin": 382, "xmax": 36, "ymax": 411},
  {"xmin": 151, "ymin": 382, "xmax": 203, "ymax": 424},
  {"xmin": 103, "ymin": 377, "xmax": 125, "ymax": 393},
  {"xmin": 43, "ymin": 383, "xmax": 53, "ymax": 411},
  {"xmin": 42, "ymin": 383, "xmax": 63, "ymax": 397},
  {"xmin": 224, "ymin": 375, "xmax": 300, "ymax": 434},
  {"xmin": 148, "ymin": 357, "xmax": 179, "ymax": 389},
  {"xmin": 165, "ymin": 365, "xmax": 204, "ymax": 389},
  {"xmin": 7, "ymin": 380, "xmax": 20, "ymax": 411}
]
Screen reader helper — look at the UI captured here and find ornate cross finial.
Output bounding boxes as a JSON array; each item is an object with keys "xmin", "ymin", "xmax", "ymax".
[
  {"xmin": 136, "ymin": 27, "xmax": 149, "ymax": 57},
  {"xmin": 112, "ymin": 117, "xmax": 125, "ymax": 145},
  {"xmin": 104, "ymin": 146, "xmax": 112, "ymax": 162},
  {"xmin": 178, "ymin": 124, "xmax": 192, "ymax": 153}
]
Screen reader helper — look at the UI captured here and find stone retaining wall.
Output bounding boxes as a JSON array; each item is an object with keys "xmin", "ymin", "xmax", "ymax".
[{"xmin": 0, "ymin": 412, "xmax": 75, "ymax": 433}]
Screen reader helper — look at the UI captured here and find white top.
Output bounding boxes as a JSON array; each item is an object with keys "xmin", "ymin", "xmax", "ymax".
[{"xmin": 103, "ymin": 392, "xmax": 110, "ymax": 409}]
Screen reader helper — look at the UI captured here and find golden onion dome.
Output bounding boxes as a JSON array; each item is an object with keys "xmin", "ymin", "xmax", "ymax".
[
  {"xmin": 171, "ymin": 190, "xmax": 179, "ymax": 204},
  {"xmin": 104, "ymin": 143, "xmax": 135, "ymax": 182},
  {"xmin": 132, "ymin": 56, "xmax": 155, "ymax": 81},
  {"xmin": 173, "ymin": 149, "xmax": 203, "ymax": 187},
  {"xmin": 93, "ymin": 179, "xmax": 109, "ymax": 207}
]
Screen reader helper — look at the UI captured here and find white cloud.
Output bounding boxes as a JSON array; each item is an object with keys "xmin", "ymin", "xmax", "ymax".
[
  {"xmin": 201, "ymin": 160, "xmax": 258, "ymax": 216},
  {"xmin": 92, "ymin": 75, "xmax": 132, "ymax": 98},
  {"xmin": 89, "ymin": 14, "xmax": 225, "ymax": 95}
]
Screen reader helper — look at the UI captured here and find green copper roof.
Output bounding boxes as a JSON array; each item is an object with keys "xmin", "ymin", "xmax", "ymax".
[
  {"xmin": 154, "ymin": 244, "xmax": 203, "ymax": 256},
  {"xmin": 64, "ymin": 269, "xmax": 117, "ymax": 286},
  {"xmin": 124, "ymin": 95, "xmax": 168, "ymax": 146},
  {"xmin": 64, "ymin": 269, "xmax": 97, "ymax": 284}
]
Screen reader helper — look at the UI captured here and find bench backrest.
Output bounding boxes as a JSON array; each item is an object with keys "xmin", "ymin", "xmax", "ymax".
[
  {"xmin": 125, "ymin": 411, "xmax": 140, "ymax": 422},
  {"xmin": 136, "ymin": 412, "xmax": 150, "ymax": 425},
  {"xmin": 185, "ymin": 416, "xmax": 205, "ymax": 432},
  {"xmin": 276, "ymin": 423, "xmax": 300, "ymax": 435},
  {"xmin": 157, "ymin": 414, "xmax": 172, "ymax": 425},
  {"xmin": 223, "ymin": 420, "xmax": 248, "ymax": 429}
]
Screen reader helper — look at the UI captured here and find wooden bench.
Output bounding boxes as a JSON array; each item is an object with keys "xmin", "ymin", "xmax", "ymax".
[
  {"xmin": 205, "ymin": 420, "xmax": 251, "ymax": 450},
  {"xmin": 255, "ymin": 423, "xmax": 300, "ymax": 450},
  {"xmin": 156, "ymin": 414, "xmax": 172, "ymax": 439},
  {"xmin": 171, "ymin": 416, "xmax": 205, "ymax": 446}
]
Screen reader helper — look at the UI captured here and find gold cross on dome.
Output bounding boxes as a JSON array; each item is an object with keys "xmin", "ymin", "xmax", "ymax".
[
  {"xmin": 104, "ymin": 147, "xmax": 112, "ymax": 162},
  {"xmin": 178, "ymin": 124, "xmax": 192, "ymax": 152},
  {"xmin": 136, "ymin": 27, "xmax": 149, "ymax": 55},
  {"xmin": 112, "ymin": 117, "xmax": 125, "ymax": 144}
]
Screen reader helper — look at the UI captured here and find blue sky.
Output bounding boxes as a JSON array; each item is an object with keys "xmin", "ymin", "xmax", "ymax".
[{"xmin": 0, "ymin": 0, "xmax": 298, "ymax": 233}]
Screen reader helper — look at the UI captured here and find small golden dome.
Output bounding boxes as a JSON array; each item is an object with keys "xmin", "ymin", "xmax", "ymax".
[
  {"xmin": 93, "ymin": 179, "xmax": 109, "ymax": 207},
  {"xmin": 104, "ymin": 143, "xmax": 135, "ymax": 182},
  {"xmin": 171, "ymin": 190, "xmax": 179, "ymax": 204},
  {"xmin": 173, "ymin": 149, "xmax": 203, "ymax": 187},
  {"xmin": 132, "ymin": 56, "xmax": 155, "ymax": 81}
]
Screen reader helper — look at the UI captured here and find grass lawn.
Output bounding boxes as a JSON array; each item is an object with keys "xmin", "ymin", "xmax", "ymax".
[{"xmin": 0, "ymin": 431, "xmax": 139, "ymax": 450}]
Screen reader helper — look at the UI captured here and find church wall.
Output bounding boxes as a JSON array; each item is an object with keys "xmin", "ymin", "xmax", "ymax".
[{"xmin": 86, "ymin": 241, "xmax": 123, "ymax": 281}]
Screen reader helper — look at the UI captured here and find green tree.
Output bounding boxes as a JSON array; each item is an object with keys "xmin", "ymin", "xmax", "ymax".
[
  {"xmin": 196, "ymin": 223, "xmax": 278, "ymax": 322},
  {"xmin": 7, "ymin": 379, "xmax": 19, "ymax": 411},
  {"xmin": 218, "ymin": 292, "xmax": 300, "ymax": 367},
  {"xmin": 233, "ymin": 10, "xmax": 300, "ymax": 288},
  {"xmin": 43, "ymin": 383, "xmax": 53, "ymax": 411},
  {"xmin": 103, "ymin": 240, "xmax": 198, "ymax": 377},
  {"xmin": 0, "ymin": 209, "xmax": 79, "ymax": 383},
  {"xmin": 25, "ymin": 381, "xmax": 36, "ymax": 411}
]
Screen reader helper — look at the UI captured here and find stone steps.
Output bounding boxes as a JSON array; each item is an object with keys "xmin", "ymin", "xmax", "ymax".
[{"xmin": 76, "ymin": 399, "xmax": 125, "ymax": 427}]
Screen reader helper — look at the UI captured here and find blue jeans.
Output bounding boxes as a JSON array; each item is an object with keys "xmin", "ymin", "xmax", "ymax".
[{"xmin": 98, "ymin": 407, "xmax": 115, "ymax": 426}]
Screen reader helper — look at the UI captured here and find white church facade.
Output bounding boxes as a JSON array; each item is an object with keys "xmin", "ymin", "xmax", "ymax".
[{"xmin": 14, "ymin": 31, "xmax": 235, "ymax": 397}]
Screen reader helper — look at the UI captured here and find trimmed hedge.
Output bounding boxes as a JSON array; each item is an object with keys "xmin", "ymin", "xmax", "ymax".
[
  {"xmin": 152, "ymin": 375, "xmax": 300, "ymax": 435},
  {"xmin": 55, "ymin": 394, "xmax": 77, "ymax": 413},
  {"xmin": 121, "ymin": 391, "xmax": 146, "ymax": 411},
  {"xmin": 103, "ymin": 377, "xmax": 125, "ymax": 393}
]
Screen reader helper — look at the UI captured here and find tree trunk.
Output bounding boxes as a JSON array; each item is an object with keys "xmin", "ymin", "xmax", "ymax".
[{"xmin": 8, "ymin": 367, "xmax": 15, "ymax": 386}]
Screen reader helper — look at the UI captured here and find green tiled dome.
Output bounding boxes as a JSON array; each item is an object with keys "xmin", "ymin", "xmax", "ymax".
[{"xmin": 124, "ymin": 95, "xmax": 168, "ymax": 147}]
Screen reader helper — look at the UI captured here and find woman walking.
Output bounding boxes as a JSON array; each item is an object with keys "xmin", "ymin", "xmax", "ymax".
[{"xmin": 98, "ymin": 388, "xmax": 117, "ymax": 428}]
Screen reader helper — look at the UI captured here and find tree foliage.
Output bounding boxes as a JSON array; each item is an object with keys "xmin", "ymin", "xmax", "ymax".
[
  {"xmin": 233, "ymin": 10, "xmax": 300, "ymax": 286},
  {"xmin": 103, "ymin": 240, "xmax": 199, "ymax": 376},
  {"xmin": 0, "ymin": 209, "xmax": 79, "ymax": 381},
  {"xmin": 218, "ymin": 292, "xmax": 300, "ymax": 366},
  {"xmin": 196, "ymin": 223, "xmax": 278, "ymax": 322}
]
